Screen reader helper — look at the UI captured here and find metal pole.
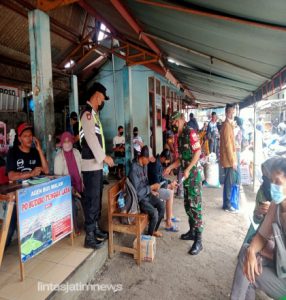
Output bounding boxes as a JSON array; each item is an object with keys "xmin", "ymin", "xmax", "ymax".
[
  {"xmin": 112, "ymin": 54, "xmax": 118, "ymax": 126},
  {"xmin": 253, "ymin": 98, "xmax": 257, "ymax": 192}
]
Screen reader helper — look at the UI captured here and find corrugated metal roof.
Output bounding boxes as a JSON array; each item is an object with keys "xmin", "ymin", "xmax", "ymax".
[
  {"xmin": 84, "ymin": 0, "xmax": 286, "ymax": 106},
  {"xmin": 0, "ymin": 5, "xmax": 30, "ymax": 56},
  {"xmin": 2, "ymin": 0, "xmax": 286, "ymax": 108},
  {"xmin": 0, "ymin": 0, "xmax": 106, "ymax": 106}
]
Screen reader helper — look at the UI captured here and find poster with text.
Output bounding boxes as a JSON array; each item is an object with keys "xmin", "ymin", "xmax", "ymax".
[{"xmin": 17, "ymin": 176, "xmax": 73, "ymax": 262}]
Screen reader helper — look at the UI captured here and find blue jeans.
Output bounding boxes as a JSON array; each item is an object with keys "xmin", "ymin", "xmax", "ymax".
[{"xmin": 223, "ymin": 167, "xmax": 234, "ymax": 209}]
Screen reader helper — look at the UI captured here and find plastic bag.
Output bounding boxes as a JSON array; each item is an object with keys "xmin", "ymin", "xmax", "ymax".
[
  {"xmin": 208, "ymin": 152, "xmax": 217, "ymax": 163},
  {"xmin": 103, "ymin": 163, "xmax": 109, "ymax": 176},
  {"xmin": 230, "ymin": 184, "xmax": 239, "ymax": 209},
  {"xmin": 204, "ymin": 162, "xmax": 220, "ymax": 188}
]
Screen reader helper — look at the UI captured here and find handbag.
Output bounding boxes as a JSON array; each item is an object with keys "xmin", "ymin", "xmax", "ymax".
[{"xmin": 272, "ymin": 204, "xmax": 286, "ymax": 278}]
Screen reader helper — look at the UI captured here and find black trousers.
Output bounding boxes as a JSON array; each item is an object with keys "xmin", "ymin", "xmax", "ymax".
[
  {"xmin": 139, "ymin": 194, "xmax": 165, "ymax": 235},
  {"xmin": 82, "ymin": 170, "xmax": 103, "ymax": 233}
]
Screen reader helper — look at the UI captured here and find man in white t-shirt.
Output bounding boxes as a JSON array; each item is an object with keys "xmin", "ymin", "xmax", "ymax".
[
  {"xmin": 113, "ymin": 125, "xmax": 125, "ymax": 179},
  {"xmin": 133, "ymin": 126, "xmax": 143, "ymax": 158}
]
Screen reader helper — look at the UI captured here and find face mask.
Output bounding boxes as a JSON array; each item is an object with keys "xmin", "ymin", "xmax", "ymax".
[
  {"xmin": 119, "ymin": 132, "xmax": 123, "ymax": 136},
  {"xmin": 98, "ymin": 102, "xmax": 105, "ymax": 111},
  {"xmin": 63, "ymin": 142, "xmax": 73, "ymax": 152},
  {"xmin": 172, "ymin": 125, "xmax": 178, "ymax": 134},
  {"xmin": 270, "ymin": 183, "xmax": 285, "ymax": 204}
]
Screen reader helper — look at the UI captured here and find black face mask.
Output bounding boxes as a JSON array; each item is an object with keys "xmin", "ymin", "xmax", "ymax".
[
  {"xmin": 172, "ymin": 125, "xmax": 178, "ymax": 134},
  {"xmin": 98, "ymin": 102, "xmax": 105, "ymax": 111},
  {"xmin": 134, "ymin": 132, "xmax": 138, "ymax": 137},
  {"xmin": 261, "ymin": 175, "xmax": 272, "ymax": 201},
  {"xmin": 119, "ymin": 132, "xmax": 124, "ymax": 136}
]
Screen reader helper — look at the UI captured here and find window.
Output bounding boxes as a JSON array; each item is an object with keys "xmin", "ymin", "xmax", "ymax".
[{"xmin": 97, "ymin": 23, "xmax": 110, "ymax": 42}]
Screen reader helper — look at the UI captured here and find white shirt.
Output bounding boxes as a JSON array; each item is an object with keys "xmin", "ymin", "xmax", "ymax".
[
  {"xmin": 113, "ymin": 135, "xmax": 125, "ymax": 148},
  {"xmin": 133, "ymin": 136, "xmax": 143, "ymax": 152}
]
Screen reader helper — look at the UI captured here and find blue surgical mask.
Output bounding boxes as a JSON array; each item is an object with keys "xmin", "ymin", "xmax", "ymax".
[{"xmin": 270, "ymin": 183, "xmax": 285, "ymax": 204}]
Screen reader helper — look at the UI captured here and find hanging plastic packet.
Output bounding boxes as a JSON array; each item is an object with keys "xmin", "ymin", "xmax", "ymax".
[
  {"xmin": 117, "ymin": 191, "xmax": 125, "ymax": 210},
  {"xmin": 103, "ymin": 163, "xmax": 109, "ymax": 176}
]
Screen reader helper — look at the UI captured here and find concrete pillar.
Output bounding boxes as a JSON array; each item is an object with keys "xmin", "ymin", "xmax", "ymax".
[
  {"xmin": 123, "ymin": 66, "xmax": 133, "ymax": 175},
  {"xmin": 69, "ymin": 75, "xmax": 79, "ymax": 115},
  {"xmin": 28, "ymin": 9, "xmax": 55, "ymax": 168}
]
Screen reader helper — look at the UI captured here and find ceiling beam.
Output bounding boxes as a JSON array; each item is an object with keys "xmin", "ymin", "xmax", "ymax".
[
  {"xmin": 0, "ymin": 54, "xmax": 70, "ymax": 77},
  {"xmin": 137, "ymin": 0, "xmax": 286, "ymax": 33},
  {"xmin": 8, "ymin": 0, "xmax": 81, "ymax": 43},
  {"xmin": 58, "ymin": 26, "xmax": 99, "ymax": 68},
  {"xmin": 110, "ymin": 0, "xmax": 161, "ymax": 56},
  {"xmin": 36, "ymin": 0, "xmax": 79, "ymax": 11},
  {"xmin": 110, "ymin": 0, "xmax": 194, "ymax": 98},
  {"xmin": 78, "ymin": 0, "xmax": 117, "ymax": 36}
]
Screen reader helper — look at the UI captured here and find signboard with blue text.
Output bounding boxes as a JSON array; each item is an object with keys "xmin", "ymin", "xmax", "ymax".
[{"xmin": 17, "ymin": 176, "xmax": 72, "ymax": 263}]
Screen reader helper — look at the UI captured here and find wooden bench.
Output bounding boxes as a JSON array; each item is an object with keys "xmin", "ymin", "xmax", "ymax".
[{"xmin": 108, "ymin": 178, "xmax": 148, "ymax": 265}]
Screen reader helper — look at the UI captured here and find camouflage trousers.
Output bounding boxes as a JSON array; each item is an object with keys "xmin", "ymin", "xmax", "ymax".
[{"xmin": 183, "ymin": 167, "xmax": 203, "ymax": 232}]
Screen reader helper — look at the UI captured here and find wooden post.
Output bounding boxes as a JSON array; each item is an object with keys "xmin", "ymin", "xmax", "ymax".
[
  {"xmin": 0, "ymin": 197, "xmax": 14, "ymax": 267},
  {"xmin": 136, "ymin": 217, "xmax": 141, "ymax": 266},
  {"xmin": 28, "ymin": 9, "xmax": 55, "ymax": 167},
  {"xmin": 16, "ymin": 193, "xmax": 25, "ymax": 281}
]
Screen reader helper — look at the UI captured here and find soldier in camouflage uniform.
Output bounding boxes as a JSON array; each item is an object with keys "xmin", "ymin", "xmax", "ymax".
[{"xmin": 164, "ymin": 111, "xmax": 203, "ymax": 255}]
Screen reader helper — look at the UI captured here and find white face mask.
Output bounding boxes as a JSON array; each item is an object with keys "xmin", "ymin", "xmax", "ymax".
[{"xmin": 62, "ymin": 142, "xmax": 73, "ymax": 152}]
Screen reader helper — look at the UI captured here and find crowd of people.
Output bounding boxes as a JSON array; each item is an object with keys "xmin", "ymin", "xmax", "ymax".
[{"xmin": 1, "ymin": 82, "xmax": 286, "ymax": 298}]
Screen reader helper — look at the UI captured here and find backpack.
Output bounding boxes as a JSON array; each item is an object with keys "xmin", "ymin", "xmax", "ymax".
[{"xmin": 119, "ymin": 177, "xmax": 140, "ymax": 225}]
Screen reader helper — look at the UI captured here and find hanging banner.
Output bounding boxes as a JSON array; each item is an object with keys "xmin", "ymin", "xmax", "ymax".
[{"xmin": 17, "ymin": 176, "xmax": 73, "ymax": 263}]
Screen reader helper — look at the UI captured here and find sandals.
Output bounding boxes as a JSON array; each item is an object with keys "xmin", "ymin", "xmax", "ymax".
[
  {"xmin": 171, "ymin": 217, "xmax": 181, "ymax": 222},
  {"xmin": 153, "ymin": 231, "xmax": 163, "ymax": 237},
  {"xmin": 165, "ymin": 225, "xmax": 179, "ymax": 232}
]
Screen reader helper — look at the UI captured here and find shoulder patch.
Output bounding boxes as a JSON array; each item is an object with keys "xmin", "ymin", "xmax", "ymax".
[
  {"xmin": 86, "ymin": 112, "xmax": 91, "ymax": 120},
  {"xmin": 191, "ymin": 132, "xmax": 198, "ymax": 142}
]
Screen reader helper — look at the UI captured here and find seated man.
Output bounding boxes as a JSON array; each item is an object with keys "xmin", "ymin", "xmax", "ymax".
[
  {"xmin": 148, "ymin": 149, "xmax": 179, "ymax": 232},
  {"xmin": 243, "ymin": 157, "xmax": 278, "ymax": 244},
  {"xmin": 128, "ymin": 145, "xmax": 165, "ymax": 237},
  {"xmin": 230, "ymin": 157, "xmax": 286, "ymax": 300},
  {"xmin": 5, "ymin": 123, "xmax": 49, "ymax": 246},
  {"xmin": 113, "ymin": 125, "xmax": 125, "ymax": 179}
]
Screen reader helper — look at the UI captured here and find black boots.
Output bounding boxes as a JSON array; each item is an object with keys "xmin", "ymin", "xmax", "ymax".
[
  {"xmin": 84, "ymin": 231, "xmax": 105, "ymax": 249},
  {"xmin": 188, "ymin": 231, "xmax": 203, "ymax": 255},
  {"xmin": 180, "ymin": 225, "xmax": 195, "ymax": 240},
  {"xmin": 94, "ymin": 222, "xmax": 108, "ymax": 240}
]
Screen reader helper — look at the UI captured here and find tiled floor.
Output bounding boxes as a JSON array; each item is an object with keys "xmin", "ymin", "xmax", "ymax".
[{"xmin": 0, "ymin": 234, "xmax": 93, "ymax": 300}]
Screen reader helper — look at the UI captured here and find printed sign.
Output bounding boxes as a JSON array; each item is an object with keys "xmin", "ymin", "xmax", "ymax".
[
  {"xmin": 17, "ymin": 176, "xmax": 73, "ymax": 262},
  {"xmin": 0, "ymin": 84, "xmax": 19, "ymax": 97}
]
